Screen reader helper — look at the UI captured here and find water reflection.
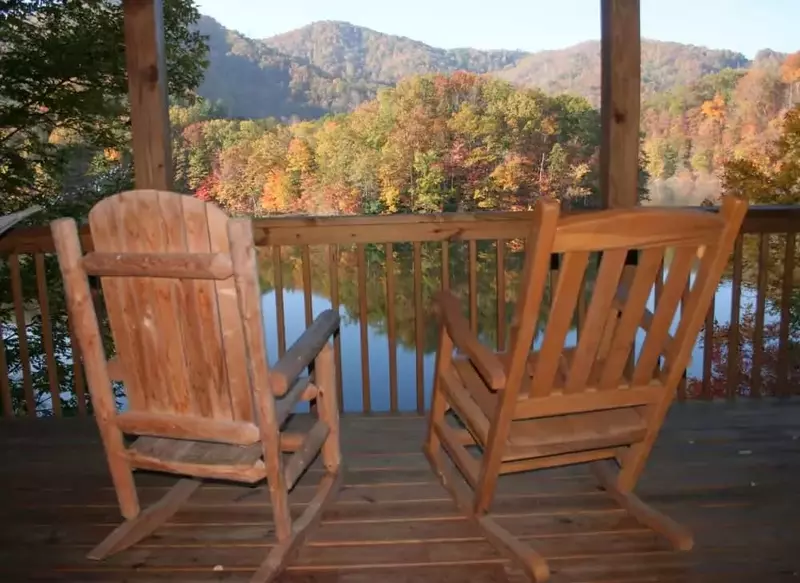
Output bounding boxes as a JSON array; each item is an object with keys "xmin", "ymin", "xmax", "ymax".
[{"xmin": 262, "ymin": 277, "xmax": 771, "ymax": 414}]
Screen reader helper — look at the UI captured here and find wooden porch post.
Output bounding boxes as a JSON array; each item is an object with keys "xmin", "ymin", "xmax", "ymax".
[
  {"xmin": 600, "ymin": 0, "xmax": 641, "ymax": 209},
  {"xmin": 122, "ymin": 0, "xmax": 172, "ymax": 190}
]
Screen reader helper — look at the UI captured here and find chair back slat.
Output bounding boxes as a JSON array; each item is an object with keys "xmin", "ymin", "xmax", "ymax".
[
  {"xmin": 564, "ymin": 248, "xmax": 627, "ymax": 393},
  {"xmin": 631, "ymin": 245, "xmax": 697, "ymax": 385},
  {"xmin": 508, "ymin": 197, "xmax": 748, "ymax": 411},
  {"xmin": 87, "ymin": 190, "xmax": 258, "ymax": 423},
  {"xmin": 529, "ymin": 250, "xmax": 590, "ymax": 397},
  {"xmin": 597, "ymin": 247, "xmax": 664, "ymax": 389}
]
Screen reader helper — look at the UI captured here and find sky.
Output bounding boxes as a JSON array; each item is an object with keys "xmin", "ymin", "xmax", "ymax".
[{"xmin": 195, "ymin": 0, "xmax": 798, "ymax": 58}]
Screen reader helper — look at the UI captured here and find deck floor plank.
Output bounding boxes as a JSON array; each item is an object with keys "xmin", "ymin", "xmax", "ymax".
[{"xmin": 1, "ymin": 401, "xmax": 799, "ymax": 582}]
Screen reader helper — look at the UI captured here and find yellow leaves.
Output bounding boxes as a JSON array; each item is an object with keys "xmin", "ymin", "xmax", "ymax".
[
  {"xmin": 103, "ymin": 148, "xmax": 121, "ymax": 162},
  {"xmin": 701, "ymin": 93, "xmax": 726, "ymax": 121},
  {"xmin": 47, "ymin": 127, "xmax": 79, "ymax": 145},
  {"xmin": 381, "ymin": 186, "xmax": 401, "ymax": 214},
  {"xmin": 286, "ymin": 137, "xmax": 314, "ymax": 175},
  {"xmin": 490, "ymin": 154, "xmax": 527, "ymax": 192}
]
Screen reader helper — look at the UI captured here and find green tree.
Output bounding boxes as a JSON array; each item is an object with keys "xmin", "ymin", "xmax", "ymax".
[{"xmin": 0, "ymin": 0, "xmax": 208, "ymax": 215}]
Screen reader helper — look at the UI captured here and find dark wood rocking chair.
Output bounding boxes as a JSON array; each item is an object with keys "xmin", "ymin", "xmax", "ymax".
[
  {"xmin": 52, "ymin": 190, "xmax": 343, "ymax": 583},
  {"xmin": 423, "ymin": 195, "xmax": 748, "ymax": 581}
]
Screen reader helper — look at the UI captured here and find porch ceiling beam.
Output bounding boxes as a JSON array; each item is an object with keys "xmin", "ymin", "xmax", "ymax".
[
  {"xmin": 600, "ymin": 0, "xmax": 641, "ymax": 209},
  {"xmin": 122, "ymin": 0, "xmax": 172, "ymax": 190}
]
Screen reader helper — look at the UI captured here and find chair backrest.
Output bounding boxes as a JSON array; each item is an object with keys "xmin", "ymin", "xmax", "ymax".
[
  {"xmin": 505, "ymin": 195, "xmax": 748, "ymax": 408},
  {"xmin": 57, "ymin": 190, "xmax": 265, "ymax": 424}
]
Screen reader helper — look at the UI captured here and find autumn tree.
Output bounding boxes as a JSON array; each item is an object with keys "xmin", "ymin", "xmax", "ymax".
[
  {"xmin": 723, "ymin": 105, "xmax": 800, "ymax": 205},
  {"xmin": 780, "ymin": 52, "xmax": 800, "ymax": 105},
  {"xmin": 0, "ymin": 0, "xmax": 208, "ymax": 216},
  {"xmin": 184, "ymin": 72, "xmax": 626, "ymax": 216}
]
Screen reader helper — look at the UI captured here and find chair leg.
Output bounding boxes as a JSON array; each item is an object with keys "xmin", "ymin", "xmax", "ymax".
[
  {"xmin": 424, "ymin": 445, "xmax": 550, "ymax": 583},
  {"xmin": 250, "ymin": 470, "xmax": 342, "ymax": 583},
  {"xmin": 87, "ymin": 478, "xmax": 201, "ymax": 560},
  {"xmin": 315, "ymin": 343, "xmax": 341, "ymax": 472},
  {"xmin": 591, "ymin": 460, "xmax": 693, "ymax": 551},
  {"xmin": 251, "ymin": 344, "xmax": 344, "ymax": 583}
]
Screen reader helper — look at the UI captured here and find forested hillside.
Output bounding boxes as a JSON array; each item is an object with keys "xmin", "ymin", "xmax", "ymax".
[
  {"xmin": 495, "ymin": 40, "xmax": 751, "ymax": 106},
  {"xmin": 642, "ymin": 53, "xmax": 800, "ymax": 205},
  {"xmin": 196, "ymin": 17, "xmax": 762, "ymax": 120},
  {"xmin": 173, "ymin": 73, "xmax": 634, "ymax": 215},
  {"xmin": 182, "ymin": 17, "xmax": 800, "ymax": 210},
  {"xmin": 262, "ymin": 21, "xmax": 527, "ymax": 85},
  {"xmin": 196, "ymin": 17, "xmax": 380, "ymax": 119}
]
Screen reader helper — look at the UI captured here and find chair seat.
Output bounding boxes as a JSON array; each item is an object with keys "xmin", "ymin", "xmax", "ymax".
[
  {"xmin": 503, "ymin": 407, "xmax": 647, "ymax": 462},
  {"xmin": 127, "ymin": 436, "xmax": 266, "ymax": 483}
]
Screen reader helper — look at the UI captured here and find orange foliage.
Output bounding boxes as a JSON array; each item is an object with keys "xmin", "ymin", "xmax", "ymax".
[
  {"xmin": 700, "ymin": 93, "xmax": 726, "ymax": 121},
  {"xmin": 780, "ymin": 52, "xmax": 800, "ymax": 85}
]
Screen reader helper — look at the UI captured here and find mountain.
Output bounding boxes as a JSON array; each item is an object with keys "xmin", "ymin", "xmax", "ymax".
[
  {"xmin": 195, "ymin": 16, "xmax": 381, "ymax": 119},
  {"xmin": 195, "ymin": 17, "xmax": 773, "ymax": 119},
  {"xmin": 261, "ymin": 20, "xmax": 527, "ymax": 85},
  {"xmin": 495, "ymin": 40, "xmax": 751, "ymax": 106}
]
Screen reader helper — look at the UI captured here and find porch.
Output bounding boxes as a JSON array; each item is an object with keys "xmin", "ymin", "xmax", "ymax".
[
  {"xmin": 1, "ymin": 0, "xmax": 800, "ymax": 580},
  {"xmin": 1, "ymin": 198, "xmax": 799, "ymax": 582},
  {"xmin": 0, "ymin": 402, "xmax": 797, "ymax": 582}
]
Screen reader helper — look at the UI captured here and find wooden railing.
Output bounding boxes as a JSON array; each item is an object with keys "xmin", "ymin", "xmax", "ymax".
[{"xmin": 1, "ymin": 205, "xmax": 798, "ymax": 417}]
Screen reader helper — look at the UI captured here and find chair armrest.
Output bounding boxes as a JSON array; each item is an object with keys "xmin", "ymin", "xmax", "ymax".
[
  {"xmin": 270, "ymin": 309, "xmax": 340, "ymax": 395},
  {"xmin": 435, "ymin": 291, "xmax": 506, "ymax": 390}
]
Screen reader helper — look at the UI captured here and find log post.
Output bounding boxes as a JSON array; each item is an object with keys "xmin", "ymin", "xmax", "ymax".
[
  {"xmin": 122, "ymin": 0, "xmax": 172, "ymax": 190},
  {"xmin": 600, "ymin": 0, "xmax": 641, "ymax": 209}
]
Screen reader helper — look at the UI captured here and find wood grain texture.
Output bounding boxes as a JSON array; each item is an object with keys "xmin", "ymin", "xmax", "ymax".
[
  {"xmin": 122, "ymin": 0, "xmax": 171, "ymax": 190},
  {"xmin": 51, "ymin": 191, "xmax": 344, "ymax": 583},
  {"xmin": 2, "ymin": 206, "xmax": 797, "ymax": 254},
  {"xmin": 423, "ymin": 197, "xmax": 750, "ymax": 580},
  {"xmin": 2, "ymin": 404, "xmax": 796, "ymax": 582},
  {"xmin": 600, "ymin": 0, "xmax": 641, "ymax": 209}
]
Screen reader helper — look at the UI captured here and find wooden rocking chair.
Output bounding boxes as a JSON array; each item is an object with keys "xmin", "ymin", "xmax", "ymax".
[
  {"xmin": 424, "ymin": 195, "xmax": 748, "ymax": 581},
  {"xmin": 52, "ymin": 190, "xmax": 343, "ymax": 583}
]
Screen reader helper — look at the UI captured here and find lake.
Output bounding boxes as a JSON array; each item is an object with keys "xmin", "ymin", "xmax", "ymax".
[{"xmin": 261, "ymin": 275, "xmax": 769, "ymax": 413}]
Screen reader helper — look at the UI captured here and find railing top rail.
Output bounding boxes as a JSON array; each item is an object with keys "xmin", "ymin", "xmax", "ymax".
[{"xmin": 0, "ymin": 204, "xmax": 797, "ymax": 254}]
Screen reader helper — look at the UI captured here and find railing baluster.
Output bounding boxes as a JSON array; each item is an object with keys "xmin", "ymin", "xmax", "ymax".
[
  {"xmin": 9, "ymin": 255, "xmax": 35, "ymax": 417},
  {"xmin": 301, "ymin": 245, "xmax": 313, "ymax": 327},
  {"xmin": 702, "ymin": 295, "xmax": 715, "ymax": 400},
  {"xmin": 778, "ymin": 232, "xmax": 796, "ymax": 397},
  {"xmin": 35, "ymin": 254, "xmax": 61, "ymax": 416},
  {"xmin": 328, "ymin": 245, "xmax": 343, "ymax": 411},
  {"xmin": 441, "ymin": 240, "xmax": 449, "ymax": 291},
  {"xmin": 0, "ymin": 318, "xmax": 12, "ymax": 417},
  {"xmin": 497, "ymin": 240, "xmax": 506, "ymax": 352},
  {"xmin": 414, "ymin": 241, "xmax": 424, "ymax": 413},
  {"xmin": 385, "ymin": 243, "xmax": 398, "ymax": 413},
  {"xmin": 469, "ymin": 239, "xmax": 477, "ymax": 334},
  {"xmin": 272, "ymin": 246, "xmax": 286, "ymax": 356},
  {"xmin": 357, "ymin": 244, "xmax": 371, "ymax": 413},
  {"xmin": 67, "ymin": 314, "xmax": 87, "ymax": 415},
  {"xmin": 0, "ymin": 205, "xmax": 797, "ymax": 422},
  {"xmin": 654, "ymin": 260, "xmax": 664, "ymax": 375},
  {"xmin": 727, "ymin": 234, "xmax": 743, "ymax": 400},
  {"xmin": 676, "ymin": 271, "xmax": 691, "ymax": 401},
  {"xmin": 752, "ymin": 233, "xmax": 769, "ymax": 398}
]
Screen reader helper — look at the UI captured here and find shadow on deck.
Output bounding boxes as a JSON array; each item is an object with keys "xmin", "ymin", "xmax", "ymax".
[{"xmin": 0, "ymin": 401, "xmax": 799, "ymax": 582}]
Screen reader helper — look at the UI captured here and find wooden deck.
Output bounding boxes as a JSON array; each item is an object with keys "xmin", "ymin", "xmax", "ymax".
[{"xmin": 1, "ymin": 401, "xmax": 799, "ymax": 582}]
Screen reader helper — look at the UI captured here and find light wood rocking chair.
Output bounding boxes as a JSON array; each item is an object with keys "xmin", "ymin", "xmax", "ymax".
[
  {"xmin": 424, "ymin": 195, "xmax": 748, "ymax": 581},
  {"xmin": 52, "ymin": 190, "xmax": 343, "ymax": 583}
]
